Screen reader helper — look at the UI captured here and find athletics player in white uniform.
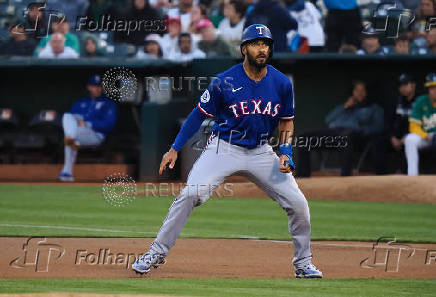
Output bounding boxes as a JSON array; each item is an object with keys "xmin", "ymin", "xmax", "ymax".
[{"xmin": 133, "ymin": 24, "xmax": 323, "ymax": 279}]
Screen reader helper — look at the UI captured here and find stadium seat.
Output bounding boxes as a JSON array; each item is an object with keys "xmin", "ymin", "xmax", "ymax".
[
  {"xmin": 0, "ymin": 107, "xmax": 19, "ymax": 163},
  {"xmin": 12, "ymin": 110, "xmax": 62, "ymax": 163},
  {"xmin": 28, "ymin": 110, "xmax": 62, "ymax": 145},
  {"xmin": 318, "ymin": 141, "xmax": 374, "ymax": 174}
]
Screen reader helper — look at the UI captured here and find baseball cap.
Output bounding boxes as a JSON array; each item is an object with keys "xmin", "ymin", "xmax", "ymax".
[
  {"xmin": 398, "ymin": 73, "xmax": 414, "ymax": 85},
  {"xmin": 196, "ymin": 18, "xmax": 213, "ymax": 31},
  {"xmin": 167, "ymin": 17, "xmax": 181, "ymax": 25},
  {"xmin": 425, "ymin": 73, "xmax": 436, "ymax": 87},
  {"xmin": 361, "ymin": 26, "xmax": 378, "ymax": 38},
  {"xmin": 145, "ymin": 34, "xmax": 162, "ymax": 49},
  {"xmin": 88, "ymin": 74, "xmax": 102, "ymax": 86}
]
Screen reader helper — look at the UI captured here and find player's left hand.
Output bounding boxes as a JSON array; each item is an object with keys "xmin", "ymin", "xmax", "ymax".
[{"xmin": 279, "ymin": 154, "xmax": 292, "ymax": 173}]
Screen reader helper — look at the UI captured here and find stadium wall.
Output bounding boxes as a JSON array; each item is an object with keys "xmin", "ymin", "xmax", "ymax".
[{"xmin": 0, "ymin": 55, "xmax": 434, "ymax": 179}]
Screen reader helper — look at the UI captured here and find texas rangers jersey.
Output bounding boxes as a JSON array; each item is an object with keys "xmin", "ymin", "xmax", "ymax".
[{"xmin": 197, "ymin": 63, "xmax": 295, "ymax": 148}]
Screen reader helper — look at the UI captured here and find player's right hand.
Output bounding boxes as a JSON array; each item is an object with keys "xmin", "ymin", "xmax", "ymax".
[
  {"xmin": 159, "ymin": 148, "xmax": 178, "ymax": 175},
  {"xmin": 344, "ymin": 97, "xmax": 356, "ymax": 109}
]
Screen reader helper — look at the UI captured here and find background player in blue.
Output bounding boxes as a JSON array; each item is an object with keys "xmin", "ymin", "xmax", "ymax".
[{"xmin": 133, "ymin": 24, "xmax": 323, "ymax": 279}]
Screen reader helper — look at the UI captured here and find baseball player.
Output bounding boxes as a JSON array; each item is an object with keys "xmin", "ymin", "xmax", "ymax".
[
  {"xmin": 133, "ymin": 24, "xmax": 322, "ymax": 279},
  {"xmin": 404, "ymin": 73, "xmax": 436, "ymax": 175},
  {"xmin": 58, "ymin": 75, "xmax": 117, "ymax": 182}
]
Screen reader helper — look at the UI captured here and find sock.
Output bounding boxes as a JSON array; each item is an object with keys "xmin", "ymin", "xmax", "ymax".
[{"xmin": 61, "ymin": 145, "xmax": 77, "ymax": 175}]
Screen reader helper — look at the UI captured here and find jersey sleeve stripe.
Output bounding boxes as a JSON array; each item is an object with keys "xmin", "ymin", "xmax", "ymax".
[
  {"xmin": 280, "ymin": 116, "xmax": 295, "ymax": 120},
  {"xmin": 409, "ymin": 118, "xmax": 422, "ymax": 124},
  {"xmin": 197, "ymin": 103, "xmax": 214, "ymax": 118}
]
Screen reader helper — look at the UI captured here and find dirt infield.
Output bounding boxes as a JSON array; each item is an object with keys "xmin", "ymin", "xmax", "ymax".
[
  {"xmin": 228, "ymin": 175, "xmax": 436, "ymax": 204},
  {"xmin": 2, "ymin": 237, "xmax": 435, "ymax": 280}
]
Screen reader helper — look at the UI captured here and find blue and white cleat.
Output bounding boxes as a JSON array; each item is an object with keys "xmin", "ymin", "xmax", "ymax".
[
  {"xmin": 294, "ymin": 262, "xmax": 323, "ymax": 279},
  {"xmin": 132, "ymin": 252, "xmax": 166, "ymax": 275},
  {"xmin": 58, "ymin": 172, "xmax": 74, "ymax": 182}
]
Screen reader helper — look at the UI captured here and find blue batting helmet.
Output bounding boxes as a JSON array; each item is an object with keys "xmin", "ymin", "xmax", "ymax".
[{"xmin": 240, "ymin": 24, "xmax": 274, "ymax": 57}]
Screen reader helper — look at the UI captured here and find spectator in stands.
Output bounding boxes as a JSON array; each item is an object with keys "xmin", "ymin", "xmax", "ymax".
[
  {"xmin": 83, "ymin": 0, "xmax": 119, "ymax": 31},
  {"xmin": 377, "ymin": 74, "xmax": 417, "ymax": 174},
  {"xmin": 24, "ymin": 2, "xmax": 49, "ymax": 40},
  {"xmin": 404, "ymin": 73, "xmax": 436, "ymax": 175},
  {"xmin": 411, "ymin": 27, "xmax": 436, "ymax": 54},
  {"xmin": 209, "ymin": 0, "xmax": 225, "ymax": 27},
  {"xmin": 244, "ymin": 0, "xmax": 298, "ymax": 52},
  {"xmin": 120, "ymin": 0, "xmax": 162, "ymax": 46},
  {"xmin": 393, "ymin": 34, "xmax": 410, "ymax": 54},
  {"xmin": 136, "ymin": 34, "xmax": 163, "ymax": 58},
  {"xmin": 58, "ymin": 75, "xmax": 117, "ymax": 182},
  {"xmin": 37, "ymin": 32, "xmax": 79, "ymax": 58},
  {"xmin": 338, "ymin": 44, "xmax": 357, "ymax": 53},
  {"xmin": 188, "ymin": 4, "xmax": 208, "ymax": 34},
  {"xmin": 287, "ymin": 0, "xmax": 325, "ymax": 52},
  {"xmin": 82, "ymin": 34, "xmax": 106, "ymax": 57},
  {"xmin": 244, "ymin": 0, "xmax": 256, "ymax": 16},
  {"xmin": 382, "ymin": 34, "xmax": 411, "ymax": 54},
  {"xmin": 169, "ymin": 32, "xmax": 206, "ymax": 61},
  {"xmin": 197, "ymin": 18, "xmax": 233, "ymax": 57},
  {"xmin": 296, "ymin": 80, "xmax": 384, "ymax": 177},
  {"xmin": 356, "ymin": 29, "xmax": 384, "ymax": 55},
  {"xmin": 161, "ymin": 17, "xmax": 182, "ymax": 58},
  {"xmin": 46, "ymin": 0, "xmax": 89, "ymax": 29},
  {"xmin": 168, "ymin": 0, "xmax": 194, "ymax": 32},
  {"xmin": 323, "ymin": 0, "xmax": 361, "ymax": 52},
  {"xmin": 425, "ymin": 28, "xmax": 436, "ymax": 54},
  {"xmin": 218, "ymin": 0, "xmax": 246, "ymax": 48},
  {"xmin": 412, "ymin": 0, "xmax": 436, "ymax": 40},
  {"xmin": 401, "ymin": 0, "xmax": 422, "ymax": 10},
  {"xmin": 0, "ymin": 21, "xmax": 36, "ymax": 56},
  {"xmin": 149, "ymin": 0, "xmax": 174, "ymax": 10},
  {"xmin": 34, "ymin": 17, "xmax": 80, "ymax": 56}
]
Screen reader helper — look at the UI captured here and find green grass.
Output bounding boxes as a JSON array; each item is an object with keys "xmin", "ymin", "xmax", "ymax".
[
  {"xmin": 0, "ymin": 185, "xmax": 435, "ymax": 242},
  {"xmin": 0, "ymin": 185, "xmax": 435, "ymax": 297},
  {"xmin": 0, "ymin": 278, "xmax": 435, "ymax": 297}
]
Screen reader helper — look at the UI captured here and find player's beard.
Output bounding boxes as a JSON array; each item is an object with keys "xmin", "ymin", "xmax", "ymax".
[{"xmin": 246, "ymin": 51, "xmax": 269, "ymax": 71}]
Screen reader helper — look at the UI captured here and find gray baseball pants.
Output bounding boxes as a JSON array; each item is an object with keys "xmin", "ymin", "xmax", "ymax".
[
  {"xmin": 150, "ymin": 137, "xmax": 312, "ymax": 265},
  {"xmin": 61, "ymin": 113, "xmax": 104, "ymax": 175}
]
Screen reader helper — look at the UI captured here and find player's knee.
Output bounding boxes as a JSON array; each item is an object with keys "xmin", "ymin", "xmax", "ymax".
[
  {"xmin": 180, "ymin": 185, "xmax": 211, "ymax": 207},
  {"xmin": 284, "ymin": 198, "xmax": 310, "ymax": 219},
  {"xmin": 62, "ymin": 112, "xmax": 73, "ymax": 120},
  {"xmin": 62, "ymin": 113, "xmax": 74, "ymax": 127},
  {"xmin": 405, "ymin": 133, "xmax": 421, "ymax": 148}
]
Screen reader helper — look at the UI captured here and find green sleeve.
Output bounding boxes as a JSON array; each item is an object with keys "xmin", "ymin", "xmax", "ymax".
[
  {"xmin": 66, "ymin": 33, "xmax": 80, "ymax": 53},
  {"xmin": 410, "ymin": 97, "xmax": 424, "ymax": 123}
]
